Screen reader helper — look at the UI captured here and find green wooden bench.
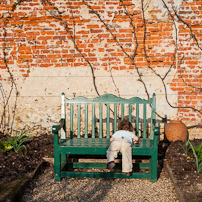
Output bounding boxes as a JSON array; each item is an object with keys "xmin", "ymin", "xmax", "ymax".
[{"xmin": 52, "ymin": 93, "xmax": 160, "ymax": 182}]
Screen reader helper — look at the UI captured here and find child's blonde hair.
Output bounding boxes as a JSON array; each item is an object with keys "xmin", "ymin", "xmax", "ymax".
[{"xmin": 118, "ymin": 118, "xmax": 134, "ymax": 132}]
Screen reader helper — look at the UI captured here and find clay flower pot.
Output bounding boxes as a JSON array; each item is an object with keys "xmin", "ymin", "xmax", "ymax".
[{"xmin": 165, "ymin": 120, "xmax": 187, "ymax": 142}]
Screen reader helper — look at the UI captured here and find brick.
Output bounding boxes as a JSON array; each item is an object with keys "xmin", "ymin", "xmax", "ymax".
[
  {"xmin": 41, "ymin": 31, "xmax": 55, "ymax": 35},
  {"xmin": 119, "ymin": 29, "xmax": 133, "ymax": 33},
  {"xmin": 18, "ymin": 54, "xmax": 33, "ymax": 59},
  {"xmin": 87, "ymin": 25, "xmax": 99, "ymax": 29},
  {"xmin": 38, "ymin": 36, "xmax": 52, "ymax": 40},
  {"xmin": 97, "ymin": 34, "xmax": 110, "ymax": 38},
  {"xmin": 32, "ymin": 45, "xmax": 46, "ymax": 50},
  {"xmin": 53, "ymin": 36, "xmax": 66, "ymax": 40},
  {"xmin": 0, "ymin": 66, "xmax": 6, "ymax": 69},
  {"xmin": 110, "ymin": 53, "xmax": 124, "ymax": 57},
  {"xmin": 90, "ymin": 29, "xmax": 103, "ymax": 33}
]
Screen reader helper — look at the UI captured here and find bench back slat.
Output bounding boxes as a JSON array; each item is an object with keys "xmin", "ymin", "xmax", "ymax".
[
  {"xmin": 114, "ymin": 104, "xmax": 117, "ymax": 133},
  {"xmin": 136, "ymin": 104, "xmax": 139, "ymax": 137},
  {"xmin": 106, "ymin": 104, "xmax": 110, "ymax": 138},
  {"xmin": 129, "ymin": 104, "xmax": 132, "ymax": 122},
  {"xmin": 121, "ymin": 104, "xmax": 124, "ymax": 119},
  {"xmin": 150, "ymin": 93, "xmax": 156, "ymax": 139},
  {"xmin": 99, "ymin": 104, "xmax": 103, "ymax": 138},
  {"xmin": 143, "ymin": 104, "xmax": 147, "ymax": 139},
  {"xmin": 85, "ymin": 104, "xmax": 88, "ymax": 138},
  {"xmin": 77, "ymin": 104, "xmax": 81, "ymax": 138},
  {"xmin": 63, "ymin": 94, "xmax": 156, "ymax": 140},
  {"xmin": 92, "ymin": 104, "xmax": 95, "ymax": 138},
  {"xmin": 70, "ymin": 103, "xmax": 74, "ymax": 139}
]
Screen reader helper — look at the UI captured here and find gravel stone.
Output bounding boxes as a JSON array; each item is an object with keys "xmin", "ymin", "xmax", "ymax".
[{"xmin": 21, "ymin": 165, "xmax": 179, "ymax": 202}]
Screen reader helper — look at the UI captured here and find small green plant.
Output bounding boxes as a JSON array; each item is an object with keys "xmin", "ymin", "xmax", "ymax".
[
  {"xmin": 179, "ymin": 141, "xmax": 191, "ymax": 155},
  {"xmin": 6, "ymin": 131, "xmax": 31, "ymax": 155},
  {"xmin": 0, "ymin": 139, "xmax": 13, "ymax": 152},
  {"xmin": 194, "ymin": 143, "xmax": 202, "ymax": 159},
  {"xmin": 188, "ymin": 140, "xmax": 202, "ymax": 174}
]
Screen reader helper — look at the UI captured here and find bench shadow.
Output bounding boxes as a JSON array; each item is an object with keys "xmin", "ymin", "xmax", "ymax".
[{"xmin": 157, "ymin": 140, "xmax": 170, "ymax": 178}]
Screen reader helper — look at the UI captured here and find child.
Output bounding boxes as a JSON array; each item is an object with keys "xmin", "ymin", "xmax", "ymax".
[{"xmin": 106, "ymin": 118, "xmax": 139, "ymax": 176}]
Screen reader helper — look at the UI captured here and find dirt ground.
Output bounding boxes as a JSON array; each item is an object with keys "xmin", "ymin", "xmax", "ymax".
[
  {"xmin": 164, "ymin": 139, "xmax": 202, "ymax": 202},
  {"xmin": 0, "ymin": 133, "xmax": 201, "ymax": 202}
]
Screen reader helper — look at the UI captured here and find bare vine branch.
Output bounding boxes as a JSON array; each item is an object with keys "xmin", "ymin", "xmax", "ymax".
[
  {"xmin": 161, "ymin": 0, "xmax": 178, "ymax": 80},
  {"xmin": 83, "ymin": 0, "xmax": 150, "ymax": 99},
  {"xmin": 41, "ymin": 0, "xmax": 100, "ymax": 96},
  {"xmin": 171, "ymin": 6, "xmax": 202, "ymax": 51},
  {"xmin": 120, "ymin": 0, "xmax": 138, "ymax": 60},
  {"xmin": 179, "ymin": 55, "xmax": 202, "ymax": 91},
  {"xmin": 1, "ymin": 0, "xmax": 201, "ymax": 132},
  {"xmin": 1, "ymin": 14, "xmax": 18, "ymax": 133}
]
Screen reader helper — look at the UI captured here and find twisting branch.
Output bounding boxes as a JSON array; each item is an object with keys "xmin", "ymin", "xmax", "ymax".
[
  {"xmin": 83, "ymin": 0, "xmax": 150, "ymax": 99},
  {"xmin": 1, "ymin": 0, "xmax": 201, "ymax": 132},
  {"xmin": 161, "ymin": 0, "xmax": 178, "ymax": 80},
  {"xmin": 141, "ymin": 0, "xmax": 162, "ymax": 78},
  {"xmin": 11, "ymin": 0, "xmax": 27, "ymax": 11},
  {"xmin": 141, "ymin": 0, "xmax": 165, "ymax": 119},
  {"xmin": 83, "ymin": 0, "xmax": 131, "ymax": 59},
  {"xmin": 107, "ymin": 53, "xmax": 120, "ymax": 97},
  {"xmin": 142, "ymin": 0, "xmax": 202, "ymax": 122},
  {"xmin": 120, "ymin": 0, "xmax": 138, "ymax": 60},
  {"xmin": 179, "ymin": 55, "xmax": 202, "ymax": 91},
  {"xmin": 143, "ymin": 0, "xmax": 152, "ymax": 11},
  {"xmin": 41, "ymin": 0, "xmax": 100, "ymax": 96},
  {"xmin": 1, "ymin": 14, "xmax": 18, "ymax": 133},
  {"xmin": 171, "ymin": 6, "xmax": 202, "ymax": 51}
]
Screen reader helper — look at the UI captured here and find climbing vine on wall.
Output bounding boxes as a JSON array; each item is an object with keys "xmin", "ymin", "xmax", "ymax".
[{"xmin": 0, "ymin": 0, "xmax": 201, "ymax": 134}]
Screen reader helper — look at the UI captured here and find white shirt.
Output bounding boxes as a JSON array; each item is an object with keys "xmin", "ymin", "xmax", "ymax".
[{"xmin": 112, "ymin": 130, "xmax": 136, "ymax": 145}]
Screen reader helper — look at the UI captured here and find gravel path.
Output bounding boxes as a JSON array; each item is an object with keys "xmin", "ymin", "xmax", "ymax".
[{"xmin": 22, "ymin": 165, "xmax": 179, "ymax": 202}]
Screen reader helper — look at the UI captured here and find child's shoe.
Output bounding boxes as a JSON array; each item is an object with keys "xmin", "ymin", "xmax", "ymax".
[
  {"xmin": 126, "ymin": 172, "xmax": 132, "ymax": 176},
  {"xmin": 107, "ymin": 161, "xmax": 115, "ymax": 169}
]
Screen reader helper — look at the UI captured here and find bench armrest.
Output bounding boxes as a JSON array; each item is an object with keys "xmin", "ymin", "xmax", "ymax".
[
  {"xmin": 154, "ymin": 126, "xmax": 160, "ymax": 136},
  {"xmin": 52, "ymin": 119, "xmax": 65, "ymax": 134}
]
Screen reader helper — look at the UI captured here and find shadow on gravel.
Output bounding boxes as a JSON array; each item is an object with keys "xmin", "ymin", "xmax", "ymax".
[{"xmin": 157, "ymin": 140, "xmax": 170, "ymax": 179}]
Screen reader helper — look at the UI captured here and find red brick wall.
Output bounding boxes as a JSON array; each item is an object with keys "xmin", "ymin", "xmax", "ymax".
[{"xmin": 0, "ymin": 0, "xmax": 201, "ymax": 138}]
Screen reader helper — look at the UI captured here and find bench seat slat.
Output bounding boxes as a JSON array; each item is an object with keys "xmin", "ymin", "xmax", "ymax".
[
  {"xmin": 58, "ymin": 147, "xmax": 153, "ymax": 155},
  {"xmin": 58, "ymin": 138, "xmax": 153, "ymax": 155},
  {"xmin": 59, "ymin": 138, "xmax": 153, "ymax": 147},
  {"xmin": 65, "ymin": 162, "xmax": 150, "ymax": 169}
]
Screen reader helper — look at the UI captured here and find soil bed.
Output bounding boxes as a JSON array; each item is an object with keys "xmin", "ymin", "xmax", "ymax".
[
  {"xmin": 165, "ymin": 139, "xmax": 202, "ymax": 202},
  {"xmin": 0, "ymin": 133, "xmax": 201, "ymax": 201},
  {"xmin": 0, "ymin": 133, "xmax": 54, "ymax": 201}
]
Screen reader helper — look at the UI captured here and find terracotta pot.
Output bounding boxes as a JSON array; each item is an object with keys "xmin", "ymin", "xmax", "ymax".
[{"xmin": 165, "ymin": 120, "xmax": 187, "ymax": 142}]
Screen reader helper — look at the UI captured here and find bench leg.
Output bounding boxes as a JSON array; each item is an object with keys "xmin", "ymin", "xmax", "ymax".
[
  {"xmin": 151, "ymin": 151, "xmax": 158, "ymax": 182},
  {"xmin": 61, "ymin": 154, "xmax": 67, "ymax": 164},
  {"xmin": 54, "ymin": 152, "xmax": 61, "ymax": 181},
  {"xmin": 54, "ymin": 133, "xmax": 62, "ymax": 181}
]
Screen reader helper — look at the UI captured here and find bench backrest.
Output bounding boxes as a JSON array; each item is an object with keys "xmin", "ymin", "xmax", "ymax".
[{"xmin": 61, "ymin": 93, "xmax": 156, "ymax": 140}]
